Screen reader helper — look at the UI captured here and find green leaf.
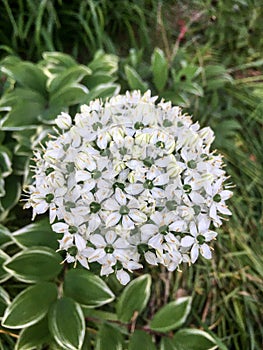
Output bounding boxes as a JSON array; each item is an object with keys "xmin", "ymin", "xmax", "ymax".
[
  {"xmin": 95, "ymin": 323, "xmax": 123, "ymax": 350},
  {"xmin": 173, "ymin": 82, "xmax": 203, "ymax": 97},
  {"xmin": 0, "ymin": 286, "xmax": 10, "ymax": 318},
  {"xmin": 173, "ymin": 328, "xmax": 217, "ymax": 350},
  {"xmin": 64, "ymin": 269, "xmax": 115, "ymax": 308},
  {"xmin": 0, "ymin": 146, "xmax": 12, "ymax": 178},
  {"xmin": 84, "ymin": 72, "xmax": 115, "ymax": 88},
  {"xmin": 3, "ymin": 247, "xmax": 62, "ymax": 283},
  {"xmin": 86, "ymin": 83, "xmax": 120, "ymax": 103},
  {"xmin": 160, "ymin": 337, "xmax": 178, "ymax": 350},
  {"xmin": 150, "ymin": 297, "xmax": 192, "ymax": 333},
  {"xmin": 128, "ymin": 330, "xmax": 156, "ymax": 350},
  {"xmin": 15, "ymin": 317, "xmax": 51, "ymax": 350},
  {"xmin": 0, "ymin": 101, "xmax": 45, "ymax": 130},
  {"xmin": 12, "ymin": 218, "xmax": 58, "ymax": 250},
  {"xmin": 160, "ymin": 91, "xmax": 190, "ymax": 108},
  {"xmin": 124, "ymin": 65, "xmax": 148, "ymax": 92},
  {"xmin": 0, "ymin": 224, "xmax": 11, "ymax": 246},
  {"xmin": 48, "ymin": 297, "xmax": 85, "ymax": 350},
  {"xmin": 1, "ymin": 62, "xmax": 47, "ymax": 95},
  {"xmin": 151, "ymin": 48, "xmax": 168, "ymax": 92},
  {"xmin": 49, "ymin": 83, "xmax": 89, "ymax": 109},
  {"xmin": 42, "ymin": 52, "xmax": 77, "ymax": 69},
  {"xmin": 117, "ymin": 274, "xmax": 151, "ymax": 323},
  {"xmin": 0, "ymin": 175, "xmax": 21, "ymax": 211},
  {"xmin": 88, "ymin": 51, "xmax": 118, "ymax": 74},
  {"xmin": 48, "ymin": 65, "xmax": 92, "ymax": 93},
  {"xmin": 2, "ymin": 282, "xmax": 57, "ymax": 329},
  {"xmin": 0, "ymin": 250, "xmax": 10, "ymax": 283}
]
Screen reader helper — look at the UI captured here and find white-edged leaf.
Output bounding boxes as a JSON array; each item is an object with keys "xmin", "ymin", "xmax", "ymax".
[
  {"xmin": 150, "ymin": 297, "xmax": 192, "ymax": 333},
  {"xmin": 95, "ymin": 323, "xmax": 123, "ymax": 350},
  {"xmin": 15, "ymin": 317, "xmax": 51, "ymax": 350},
  {"xmin": 117, "ymin": 274, "xmax": 152, "ymax": 323},
  {"xmin": 12, "ymin": 219, "xmax": 58, "ymax": 250},
  {"xmin": 0, "ymin": 286, "xmax": 10, "ymax": 319},
  {"xmin": 173, "ymin": 328, "xmax": 218, "ymax": 350},
  {"xmin": 48, "ymin": 297, "xmax": 85, "ymax": 350},
  {"xmin": 124, "ymin": 65, "xmax": 148, "ymax": 92},
  {"xmin": 3, "ymin": 247, "xmax": 62, "ymax": 283},
  {"xmin": 0, "ymin": 249, "xmax": 11, "ymax": 283},
  {"xmin": 64, "ymin": 269, "xmax": 115, "ymax": 308},
  {"xmin": 2, "ymin": 282, "xmax": 57, "ymax": 329}
]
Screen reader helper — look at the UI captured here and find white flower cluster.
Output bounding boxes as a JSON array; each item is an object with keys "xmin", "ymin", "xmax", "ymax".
[{"xmin": 24, "ymin": 91, "xmax": 232, "ymax": 285}]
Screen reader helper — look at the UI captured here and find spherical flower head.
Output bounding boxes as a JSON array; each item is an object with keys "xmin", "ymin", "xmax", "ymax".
[{"xmin": 24, "ymin": 90, "xmax": 233, "ymax": 285}]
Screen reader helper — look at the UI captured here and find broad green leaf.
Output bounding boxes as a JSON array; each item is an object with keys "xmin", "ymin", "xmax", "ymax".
[
  {"xmin": 0, "ymin": 250, "xmax": 10, "ymax": 283},
  {"xmin": 128, "ymin": 330, "xmax": 156, "ymax": 350},
  {"xmin": 1, "ymin": 101, "xmax": 45, "ymax": 130},
  {"xmin": 64, "ymin": 269, "xmax": 115, "ymax": 308},
  {"xmin": 86, "ymin": 83, "xmax": 120, "ymax": 103},
  {"xmin": 95, "ymin": 323, "xmax": 123, "ymax": 350},
  {"xmin": 173, "ymin": 328, "xmax": 217, "ymax": 350},
  {"xmin": 0, "ymin": 145, "xmax": 12, "ymax": 178},
  {"xmin": 173, "ymin": 82, "xmax": 203, "ymax": 97},
  {"xmin": 0, "ymin": 286, "xmax": 10, "ymax": 318},
  {"xmin": 1, "ymin": 62, "xmax": 47, "ymax": 95},
  {"xmin": 124, "ymin": 65, "xmax": 148, "ymax": 92},
  {"xmin": 117, "ymin": 274, "xmax": 151, "ymax": 323},
  {"xmin": 2, "ymin": 282, "xmax": 57, "ymax": 329},
  {"xmin": 160, "ymin": 337, "xmax": 180, "ymax": 350},
  {"xmin": 15, "ymin": 317, "xmax": 51, "ymax": 350},
  {"xmin": 84, "ymin": 72, "xmax": 115, "ymax": 88},
  {"xmin": 0, "ymin": 224, "xmax": 11, "ymax": 246},
  {"xmin": 83, "ymin": 309, "xmax": 118, "ymax": 321},
  {"xmin": 42, "ymin": 52, "xmax": 77, "ymax": 69},
  {"xmin": 48, "ymin": 65, "xmax": 92, "ymax": 93},
  {"xmin": 88, "ymin": 51, "xmax": 118, "ymax": 74},
  {"xmin": 150, "ymin": 297, "xmax": 192, "ymax": 333},
  {"xmin": 161, "ymin": 91, "xmax": 190, "ymax": 108},
  {"xmin": 48, "ymin": 297, "xmax": 85, "ymax": 350},
  {"xmin": 175, "ymin": 65, "xmax": 202, "ymax": 81},
  {"xmin": 0, "ymin": 175, "xmax": 21, "ymax": 211},
  {"xmin": 3, "ymin": 247, "xmax": 62, "ymax": 283},
  {"xmin": 160, "ymin": 337, "xmax": 178, "ymax": 350},
  {"xmin": 49, "ymin": 83, "xmax": 89, "ymax": 109},
  {"xmin": 0, "ymin": 87, "xmax": 46, "ymax": 107},
  {"xmin": 151, "ymin": 48, "xmax": 168, "ymax": 92},
  {"xmin": 12, "ymin": 218, "xmax": 58, "ymax": 249}
]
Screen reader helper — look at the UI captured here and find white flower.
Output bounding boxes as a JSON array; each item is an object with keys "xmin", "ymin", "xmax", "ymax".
[
  {"xmin": 24, "ymin": 90, "xmax": 232, "ymax": 284},
  {"xmin": 55, "ymin": 112, "xmax": 72, "ymax": 129},
  {"xmin": 181, "ymin": 216, "xmax": 217, "ymax": 263},
  {"xmin": 103, "ymin": 188, "xmax": 147, "ymax": 229}
]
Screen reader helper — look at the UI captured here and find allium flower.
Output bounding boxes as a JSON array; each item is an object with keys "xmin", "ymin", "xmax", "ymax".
[{"xmin": 24, "ymin": 90, "xmax": 233, "ymax": 285}]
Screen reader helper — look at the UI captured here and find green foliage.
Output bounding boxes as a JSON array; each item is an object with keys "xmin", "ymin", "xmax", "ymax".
[
  {"xmin": 128, "ymin": 330, "xmax": 156, "ymax": 350},
  {"xmin": 95, "ymin": 323, "xmax": 123, "ymax": 350},
  {"xmin": 2, "ymin": 282, "xmax": 57, "ymax": 329},
  {"xmin": 3, "ymin": 247, "xmax": 63, "ymax": 283},
  {"xmin": 48, "ymin": 297, "xmax": 86, "ymax": 350},
  {"xmin": 0, "ymin": 1, "xmax": 262, "ymax": 349},
  {"xmin": 150, "ymin": 297, "xmax": 192, "ymax": 333},
  {"xmin": 64, "ymin": 269, "xmax": 115, "ymax": 308},
  {"xmin": 117, "ymin": 274, "xmax": 151, "ymax": 323},
  {"xmin": 0, "ymin": 50, "xmax": 119, "ymax": 222}
]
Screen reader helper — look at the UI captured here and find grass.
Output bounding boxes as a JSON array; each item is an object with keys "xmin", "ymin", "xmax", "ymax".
[{"xmin": 0, "ymin": 1, "xmax": 262, "ymax": 349}]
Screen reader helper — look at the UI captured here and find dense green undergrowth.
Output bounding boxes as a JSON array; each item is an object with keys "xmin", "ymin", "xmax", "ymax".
[{"xmin": 0, "ymin": 1, "xmax": 262, "ymax": 349}]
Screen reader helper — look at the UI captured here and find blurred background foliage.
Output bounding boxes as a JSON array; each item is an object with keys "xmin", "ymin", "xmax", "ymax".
[{"xmin": 0, "ymin": 0, "xmax": 262, "ymax": 349}]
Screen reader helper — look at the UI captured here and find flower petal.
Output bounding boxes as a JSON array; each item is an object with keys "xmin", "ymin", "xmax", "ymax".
[
  {"xmin": 200, "ymin": 243, "xmax": 212, "ymax": 259},
  {"xmin": 191, "ymin": 244, "xmax": 199, "ymax": 263},
  {"xmin": 106, "ymin": 212, "xmax": 121, "ymax": 227},
  {"xmin": 116, "ymin": 269, "xmax": 130, "ymax": 285}
]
